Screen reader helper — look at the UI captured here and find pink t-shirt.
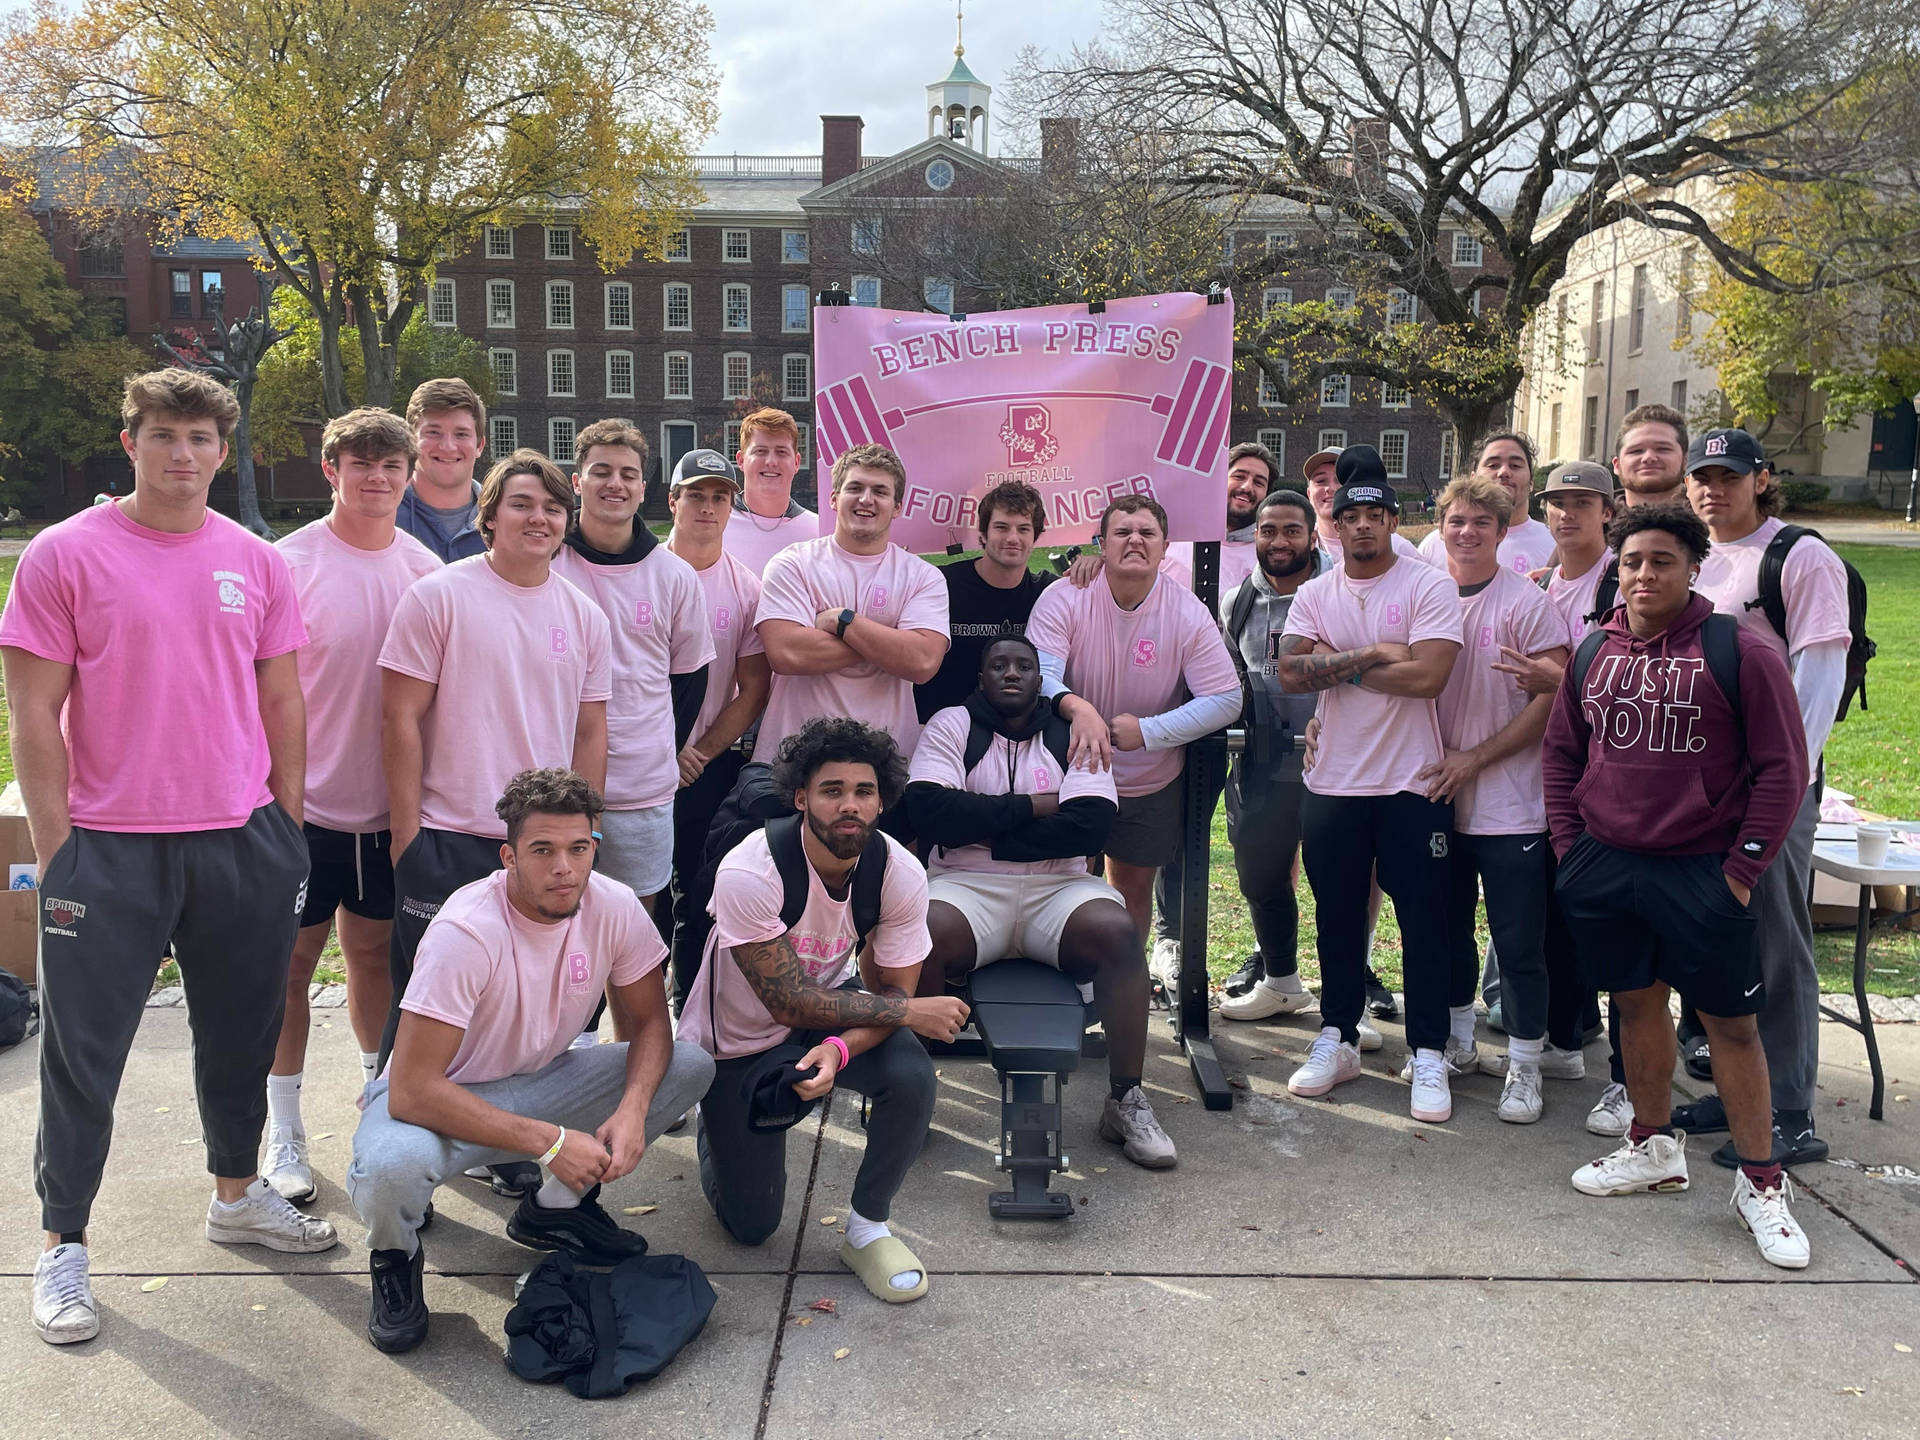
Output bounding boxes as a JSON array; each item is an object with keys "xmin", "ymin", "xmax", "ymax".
[
  {"xmin": 1026, "ymin": 572, "xmax": 1242, "ymax": 797},
  {"xmin": 378, "ymin": 557, "xmax": 613, "ymax": 838},
  {"xmin": 1280, "ymin": 557, "xmax": 1463, "ymax": 798},
  {"xmin": 401, "ymin": 870, "xmax": 663, "ymax": 1084},
  {"xmin": 0, "ymin": 503, "xmax": 307, "ymax": 831},
  {"xmin": 1695, "ymin": 517, "xmax": 1851, "ymax": 664},
  {"xmin": 725, "ymin": 507, "xmax": 820, "ymax": 578},
  {"xmin": 680, "ymin": 828, "xmax": 930, "ymax": 1059},
  {"xmin": 551, "ymin": 544, "xmax": 714, "ymax": 811},
  {"xmin": 687, "ymin": 549, "xmax": 767, "ymax": 739},
  {"xmin": 1319, "ymin": 527, "xmax": 1423, "ymax": 565},
  {"xmin": 907, "ymin": 705, "xmax": 1119, "ymax": 876},
  {"xmin": 1545, "ymin": 550, "xmax": 1614, "ymax": 645},
  {"xmin": 1418, "ymin": 515, "xmax": 1555, "ymax": 576},
  {"xmin": 753, "ymin": 536, "xmax": 950, "ymax": 762},
  {"xmin": 1434, "ymin": 569, "xmax": 1570, "ymax": 835},
  {"xmin": 277, "ymin": 520, "xmax": 442, "ymax": 831}
]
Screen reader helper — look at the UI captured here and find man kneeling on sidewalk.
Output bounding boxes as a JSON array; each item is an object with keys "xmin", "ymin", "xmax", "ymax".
[{"xmin": 347, "ymin": 769, "xmax": 714, "ymax": 1352}]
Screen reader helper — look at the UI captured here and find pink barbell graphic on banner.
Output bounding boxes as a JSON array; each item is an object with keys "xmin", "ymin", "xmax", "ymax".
[{"xmin": 815, "ymin": 358, "xmax": 1231, "ymax": 477}]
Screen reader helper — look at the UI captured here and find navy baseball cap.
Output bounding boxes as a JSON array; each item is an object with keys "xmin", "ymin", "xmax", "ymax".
[
  {"xmin": 1330, "ymin": 445, "xmax": 1400, "ymax": 518},
  {"xmin": 1687, "ymin": 428, "xmax": 1767, "ymax": 477},
  {"xmin": 669, "ymin": 448, "xmax": 739, "ymax": 490}
]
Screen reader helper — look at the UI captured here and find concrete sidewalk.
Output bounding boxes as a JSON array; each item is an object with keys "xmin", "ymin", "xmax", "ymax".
[{"xmin": 3, "ymin": 1008, "xmax": 1917, "ymax": 1439}]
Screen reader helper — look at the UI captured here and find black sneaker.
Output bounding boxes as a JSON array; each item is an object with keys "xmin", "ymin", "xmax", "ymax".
[
  {"xmin": 1711, "ymin": 1111, "xmax": 1831, "ymax": 1169},
  {"xmin": 486, "ymin": 1161, "xmax": 542, "ymax": 1197},
  {"xmin": 367, "ymin": 1244, "xmax": 428, "ymax": 1353},
  {"xmin": 1671, "ymin": 1093, "xmax": 1730, "ymax": 1133},
  {"xmin": 1364, "ymin": 971, "xmax": 1399, "ymax": 1020},
  {"xmin": 1679, "ymin": 1032, "xmax": 1713, "ymax": 1082},
  {"xmin": 505, "ymin": 1184, "xmax": 650, "ymax": 1266},
  {"xmin": 1222, "ymin": 953, "xmax": 1264, "ymax": 996}
]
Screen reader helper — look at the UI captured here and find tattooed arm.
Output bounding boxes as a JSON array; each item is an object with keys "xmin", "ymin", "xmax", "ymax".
[
  {"xmin": 1276, "ymin": 635, "xmax": 1411, "ymax": 693},
  {"xmin": 729, "ymin": 936, "xmax": 967, "ymax": 1041}
]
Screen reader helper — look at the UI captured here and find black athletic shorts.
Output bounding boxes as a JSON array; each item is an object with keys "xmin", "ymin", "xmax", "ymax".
[
  {"xmin": 1553, "ymin": 835, "xmax": 1763, "ymax": 1017},
  {"xmin": 299, "ymin": 824, "xmax": 396, "ymax": 926}
]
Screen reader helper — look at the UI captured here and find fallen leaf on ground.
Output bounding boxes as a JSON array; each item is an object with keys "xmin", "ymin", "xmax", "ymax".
[
  {"xmin": 1240, "ymin": 1224, "xmax": 1261, "ymax": 1231},
  {"xmin": 251, "ymin": 1305, "xmax": 266, "ymax": 1312},
  {"xmin": 1173, "ymin": 1096, "xmax": 1192, "ymax": 1105},
  {"xmin": 1413, "ymin": 1133, "xmax": 1430, "ymax": 1143},
  {"xmin": 1897, "ymin": 1096, "xmax": 1910, "ymax": 1103},
  {"xmin": 622, "ymin": 1205, "xmax": 658, "ymax": 1216},
  {"xmin": 791, "ymin": 1315, "xmax": 813, "ymax": 1327},
  {"xmin": 809, "ymin": 1297, "xmax": 837, "ymax": 1314},
  {"xmin": 1839, "ymin": 1386, "xmax": 1865, "ymax": 1396},
  {"xmin": 1896, "ymin": 1343, "xmax": 1913, "ymax": 1354},
  {"xmin": 319, "ymin": 1022, "xmax": 332, "ymax": 1029},
  {"xmin": 310, "ymin": 1132, "xmax": 333, "ymax": 1141},
  {"xmin": 819, "ymin": 1215, "xmax": 839, "ymax": 1225},
  {"xmin": 154, "ymin": 1106, "xmax": 170, "ymax": 1114},
  {"xmin": 832, "ymin": 1347, "xmax": 852, "ymax": 1361},
  {"xmin": 140, "ymin": 1277, "xmax": 167, "ymax": 1292},
  {"xmin": 1093, "ymin": 1166, "xmax": 1109, "ymax": 1173},
  {"xmin": 178, "ymin": 1139, "xmax": 195, "ymax": 1146},
  {"xmin": 1229, "ymin": 1075, "xmax": 1249, "ymax": 1090}
]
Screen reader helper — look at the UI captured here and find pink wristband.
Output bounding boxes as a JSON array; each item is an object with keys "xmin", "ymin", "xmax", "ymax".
[{"xmin": 824, "ymin": 1035, "xmax": 851, "ymax": 1069}]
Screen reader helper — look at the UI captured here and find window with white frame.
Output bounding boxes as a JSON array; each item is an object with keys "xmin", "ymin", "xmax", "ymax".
[
  {"xmin": 1451, "ymin": 232, "xmax": 1484, "ymax": 266},
  {"xmin": 429, "ymin": 279, "xmax": 456, "ymax": 326},
  {"xmin": 794, "ymin": 422, "xmax": 811, "ymax": 468},
  {"xmin": 851, "ymin": 275, "xmax": 880, "ymax": 307},
  {"xmin": 723, "ymin": 351, "xmax": 751, "ymax": 399},
  {"xmin": 489, "ymin": 348, "xmax": 517, "ymax": 396},
  {"xmin": 489, "ymin": 415, "xmax": 518, "ymax": 458},
  {"xmin": 487, "ymin": 279, "xmax": 515, "ymax": 327},
  {"xmin": 545, "ymin": 226, "xmax": 573, "ymax": 260},
  {"xmin": 1257, "ymin": 367, "xmax": 1284, "ymax": 407},
  {"xmin": 1326, "ymin": 286, "xmax": 1356, "ymax": 311},
  {"xmin": 923, "ymin": 277, "xmax": 954, "ymax": 314},
  {"xmin": 1256, "ymin": 430, "xmax": 1286, "ymax": 474},
  {"xmin": 1265, "ymin": 232, "xmax": 1295, "ymax": 251},
  {"xmin": 605, "ymin": 350, "xmax": 634, "ymax": 400},
  {"xmin": 852, "ymin": 217, "xmax": 881, "ymax": 254},
  {"xmin": 1381, "ymin": 381, "xmax": 1411, "ymax": 409},
  {"xmin": 1262, "ymin": 286, "xmax": 1293, "ymax": 319},
  {"xmin": 723, "ymin": 420, "xmax": 742, "ymax": 456},
  {"xmin": 548, "ymin": 417, "xmax": 576, "ymax": 464},
  {"xmin": 665, "ymin": 228, "xmax": 690, "ymax": 262},
  {"xmin": 663, "ymin": 282, "xmax": 691, "ymax": 330},
  {"xmin": 546, "ymin": 280, "xmax": 574, "ymax": 328},
  {"xmin": 783, "ymin": 285, "xmax": 810, "ymax": 332},
  {"xmin": 783, "ymin": 353, "xmax": 810, "ymax": 402},
  {"xmin": 781, "ymin": 230, "xmax": 809, "ymax": 264},
  {"xmin": 664, "ymin": 352, "xmax": 692, "ymax": 400},
  {"xmin": 1438, "ymin": 428, "xmax": 1456, "ymax": 477},
  {"xmin": 1386, "ymin": 288, "xmax": 1417, "ymax": 326},
  {"xmin": 1379, "ymin": 430, "xmax": 1409, "ymax": 478},
  {"xmin": 1317, "ymin": 429, "xmax": 1348, "ymax": 452},
  {"xmin": 722, "ymin": 283, "xmax": 750, "ymax": 332},
  {"xmin": 1320, "ymin": 373, "xmax": 1351, "ymax": 407},
  {"xmin": 485, "ymin": 225, "xmax": 514, "ymax": 259},
  {"xmin": 722, "ymin": 228, "xmax": 750, "ymax": 263},
  {"xmin": 604, "ymin": 281, "xmax": 633, "ymax": 330},
  {"xmin": 547, "ymin": 349, "xmax": 575, "ymax": 398}
]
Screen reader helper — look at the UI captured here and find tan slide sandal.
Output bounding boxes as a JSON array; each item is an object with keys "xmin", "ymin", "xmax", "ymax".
[{"xmin": 839, "ymin": 1235, "xmax": 929, "ymax": 1303}]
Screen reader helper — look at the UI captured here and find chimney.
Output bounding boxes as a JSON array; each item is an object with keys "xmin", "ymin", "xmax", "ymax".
[
  {"xmin": 1347, "ymin": 119, "xmax": 1389, "ymax": 189},
  {"xmin": 821, "ymin": 115, "xmax": 864, "ymax": 186},
  {"xmin": 1040, "ymin": 117, "xmax": 1080, "ymax": 185}
]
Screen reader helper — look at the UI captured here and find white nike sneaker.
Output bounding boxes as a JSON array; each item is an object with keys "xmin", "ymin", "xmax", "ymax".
[
  {"xmin": 261, "ymin": 1126, "xmax": 315, "ymax": 1203},
  {"xmin": 1149, "ymin": 937, "xmax": 1181, "ymax": 991},
  {"xmin": 1355, "ymin": 1017, "xmax": 1384, "ymax": 1052},
  {"xmin": 206, "ymin": 1179, "xmax": 340, "ymax": 1253},
  {"xmin": 32, "ymin": 1243, "xmax": 98, "ymax": 1345},
  {"xmin": 1287, "ymin": 1027, "xmax": 1362, "ymax": 1097},
  {"xmin": 1496, "ymin": 1062, "xmax": 1544, "ymax": 1124},
  {"xmin": 1219, "ymin": 976, "xmax": 1318, "ymax": 1021},
  {"xmin": 1586, "ymin": 1082, "xmax": 1635, "ymax": 1138},
  {"xmin": 1572, "ymin": 1132, "xmax": 1689, "ymax": 1196},
  {"xmin": 1400, "ymin": 1035, "xmax": 1478, "ymax": 1080},
  {"xmin": 1482, "ymin": 1045, "xmax": 1586, "ymax": 1081},
  {"xmin": 1731, "ymin": 1171, "xmax": 1810, "ymax": 1270},
  {"xmin": 1408, "ymin": 1051, "xmax": 1453, "ymax": 1123}
]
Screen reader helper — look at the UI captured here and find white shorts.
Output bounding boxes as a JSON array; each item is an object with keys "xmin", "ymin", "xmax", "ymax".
[
  {"xmin": 927, "ymin": 869, "xmax": 1127, "ymax": 968},
  {"xmin": 596, "ymin": 802, "xmax": 674, "ymax": 899}
]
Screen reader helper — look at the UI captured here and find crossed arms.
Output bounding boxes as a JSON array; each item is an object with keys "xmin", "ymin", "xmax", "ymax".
[{"xmin": 1275, "ymin": 635, "xmax": 1459, "ymax": 698}]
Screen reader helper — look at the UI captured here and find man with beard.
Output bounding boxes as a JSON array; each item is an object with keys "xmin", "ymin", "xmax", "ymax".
[
  {"xmin": 680, "ymin": 720, "xmax": 967, "ymax": 1303},
  {"xmin": 1613, "ymin": 403, "xmax": 1690, "ymax": 508},
  {"xmin": 907, "ymin": 637, "xmax": 1177, "ymax": 1169},
  {"xmin": 347, "ymin": 770, "xmax": 714, "ymax": 1353}
]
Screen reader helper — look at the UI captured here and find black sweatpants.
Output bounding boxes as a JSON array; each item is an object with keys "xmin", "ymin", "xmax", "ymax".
[
  {"xmin": 664, "ymin": 750, "xmax": 745, "ymax": 1009},
  {"xmin": 35, "ymin": 804, "xmax": 309, "ymax": 1232},
  {"xmin": 379, "ymin": 827, "xmax": 503, "ymax": 1064},
  {"xmin": 1224, "ymin": 765, "xmax": 1306, "ymax": 979},
  {"xmin": 1444, "ymin": 833, "xmax": 1549, "ymax": 1044},
  {"xmin": 1301, "ymin": 789, "xmax": 1454, "ymax": 1053},
  {"xmin": 1541, "ymin": 857, "xmax": 1592, "ymax": 1054},
  {"xmin": 696, "ymin": 1026, "xmax": 935, "ymax": 1245}
]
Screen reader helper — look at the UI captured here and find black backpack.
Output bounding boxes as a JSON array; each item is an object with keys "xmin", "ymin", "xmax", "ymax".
[
  {"xmin": 1578, "ymin": 558, "xmax": 1621, "ymax": 628},
  {"xmin": 959, "ymin": 704, "xmax": 1074, "ymax": 778},
  {"xmin": 1224, "ymin": 566, "xmax": 1312, "ymax": 772},
  {"xmin": 1570, "ymin": 611, "xmax": 1744, "ymax": 732},
  {"xmin": 701, "ymin": 767, "xmax": 888, "ymax": 945},
  {"xmin": 1748, "ymin": 524, "xmax": 1875, "ymax": 720}
]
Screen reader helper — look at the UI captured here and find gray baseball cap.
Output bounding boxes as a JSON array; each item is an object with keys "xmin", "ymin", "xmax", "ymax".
[
  {"xmin": 669, "ymin": 448, "xmax": 739, "ymax": 490},
  {"xmin": 1302, "ymin": 445, "xmax": 1344, "ymax": 480},
  {"xmin": 1542, "ymin": 460, "xmax": 1616, "ymax": 499}
]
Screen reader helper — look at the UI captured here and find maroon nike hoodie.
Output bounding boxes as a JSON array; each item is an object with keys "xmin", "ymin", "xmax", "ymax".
[{"xmin": 1542, "ymin": 594, "xmax": 1809, "ymax": 889}]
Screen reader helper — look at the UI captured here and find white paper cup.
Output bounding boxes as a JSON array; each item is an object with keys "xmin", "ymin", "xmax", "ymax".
[{"xmin": 1855, "ymin": 823, "xmax": 1893, "ymax": 868}]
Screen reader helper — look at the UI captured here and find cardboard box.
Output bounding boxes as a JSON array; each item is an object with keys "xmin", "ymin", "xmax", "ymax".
[{"xmin": 0, "ymin": 814, "xmax": 37, "ymax": 986}]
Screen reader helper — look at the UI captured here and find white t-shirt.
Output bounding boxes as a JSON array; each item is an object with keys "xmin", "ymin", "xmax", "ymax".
[
  {"xmin": 681, "ymin": 828, "xmax": 931, "ymax": 1059},
  {"xmin": 1419, "ymin": 515, "xmax": 1555, "ymax": 577},
  {"xmin": 1280, "ymin": 558, "xmax": 1463, "ymax": 797}
]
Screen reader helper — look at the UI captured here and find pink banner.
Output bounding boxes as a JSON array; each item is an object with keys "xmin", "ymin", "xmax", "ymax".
[{"xmin": 812, "ymin": 292, "xmax": 1234, "ymax": 553}]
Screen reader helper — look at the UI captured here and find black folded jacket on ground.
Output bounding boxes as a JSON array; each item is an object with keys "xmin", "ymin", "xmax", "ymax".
[{"xmin": 504, "ymin": 1250, "xmax": 717, "ymax": 1398}]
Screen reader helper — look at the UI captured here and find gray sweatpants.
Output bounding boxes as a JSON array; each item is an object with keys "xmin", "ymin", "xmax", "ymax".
[
  {"xmin": 346, "ymin": 1039, "xmax": 715, "ymax": 1254},
  {"xmin": 35, "ymin": 804, "xmax": 309, "ymax": 1232},
  {"xmin": 1756, "ymin": 785, "xmax": 1822, "ymax": 1111}
]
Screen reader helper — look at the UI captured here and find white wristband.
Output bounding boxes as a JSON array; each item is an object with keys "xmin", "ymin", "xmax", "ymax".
[{"xmin": 537, "ymin": 1127, "xmax": 566, "ymax": 1167}]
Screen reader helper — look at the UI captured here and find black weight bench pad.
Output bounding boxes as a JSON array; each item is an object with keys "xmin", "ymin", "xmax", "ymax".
[{"xmin": 967, "ymin": 959, "xmax": 1085, "ymax": 1075}]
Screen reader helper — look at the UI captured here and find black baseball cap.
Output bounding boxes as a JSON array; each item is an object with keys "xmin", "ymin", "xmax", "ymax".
[
  {"xmin": 669, "ymin": 448, "xmax": 740, "ymax": 491},
  {"xmin": 1329, "ymin": 445, "xmax": 1400, "ymax": 518},
  {"xmin": 1686, "ymin": 428, "xmax": 1767, "ymax": 477}
]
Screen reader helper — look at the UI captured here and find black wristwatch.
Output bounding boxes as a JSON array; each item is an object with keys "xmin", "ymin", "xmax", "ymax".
[{"xmin": 835, "ymin": 607, "xmax": 855, "ymax": 638}]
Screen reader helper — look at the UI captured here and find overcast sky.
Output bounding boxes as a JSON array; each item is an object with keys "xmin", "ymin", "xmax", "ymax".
[{"xmin": 702, "ymin": 0, "xmax": 1106, "ymax": 156}]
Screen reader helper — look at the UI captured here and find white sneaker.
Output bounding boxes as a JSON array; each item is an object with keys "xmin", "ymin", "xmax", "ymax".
[
  {"xmin": 1731, "ymin": 1171, "xmax": 1810, "ymax": 1270},
  {"xmin": 206, "ymin": 1179, "xmax": 340, "ymax": 1253},
  {"xmin": 1149, "ymin": 937, "xmax": 1181, "ymax": 991},
  {"xmin": 1408, "ymin": 1051, "xmax": 1452, "ymax": 1123},
  {"xmin": 1586, "ymin": 1082, "xmax": 1635, "ymax": 1138},
  {"xmin": 1572, "ymin": 1132, "xmax": 1689, "ymax": 1196},
  {"xmin": 1287, "ymin": 1027, "xmax": 1362, "ymax": 1097},
  {"xmin": 1355, "ymin": 1018, "xmax": 1384, "ymax": 1052},
  {"xmin": 1482, "ymin": 1045, "xmax": 1586, "ymax": 1081},
  {"xmin": 568, "ymin": 1030, "xmax": 599, "ymax": 1050},
  {"xmin": 1099, "ymin": 1085, "xmax": 1178, "ymax": 1168},
  {"xmin": 1496, "ymin": 1062, "xmax": 1544, "ymax": 1124},
  {"xmin": 32, "ymin": 1243, "xmax": 98, "ymax": 1345},
  {"xmin": 1219, "ymin": 977, "xmax": 1318, "ymax": 1022},
  {"xmin": 1399, "ymin": 1036, "xmax": 1478, "ymax": 1080},
  {"xmin": 261, "ymin": 1126, "xmax": 315, "ymax": 1203}
]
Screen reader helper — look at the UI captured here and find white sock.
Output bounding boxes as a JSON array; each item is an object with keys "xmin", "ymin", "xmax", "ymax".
[
  {"xmin": 212, "ymin": 1178, "xmax": 269, "ymax": 1212},
  {"xmin": 1263, "ymin": 972, "xmax": 1305, "ymax": 994},
  {"xmin": 1508, "ymin": 1035, "xmax": 1545, "ymax": 1066},
  {"xmin": 1449, "ymin": 1006, "xmax": 1477, "ymax": 1049},
  {"xmin": 359, "ymin": 1051, "xmax": 380, "ymax": 1086},
  {"xmin": 534, "ymin": 1173, "xmax": 583, "ymax": 1210},
  {"xmin": 266, "ymin": 1072, "xmax": 303, "ymax": 1134},
  {"xmin": 845, "ymin": 1208, "xmax": 920, "ymax": 1290}
]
